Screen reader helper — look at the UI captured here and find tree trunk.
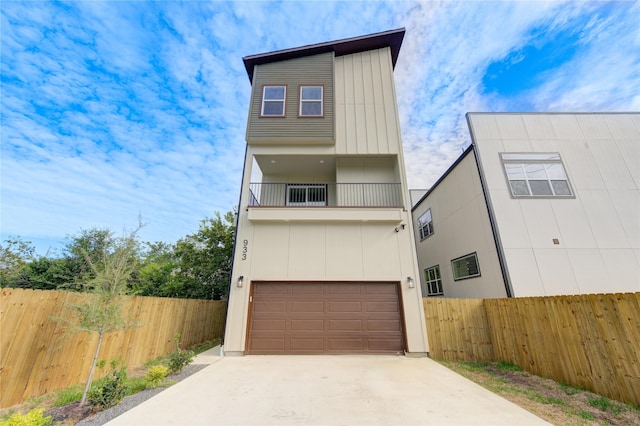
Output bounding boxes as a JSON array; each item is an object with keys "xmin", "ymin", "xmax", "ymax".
[{"xmin": 80, "ymin": 330, "xmax": 105, "ymax": 405}]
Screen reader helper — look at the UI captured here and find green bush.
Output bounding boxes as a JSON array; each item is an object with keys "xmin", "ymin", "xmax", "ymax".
[
  {"xmin": 145, "ymin": 365, "xmax": 169, "ymax": 388},
  {"xmin": 168, "ymin": 334, "xmax": 194, "ymax": 374},
  {"xmin": 0, "ymin": 408, "xmax": 52, "ymax": 426},
  {"xmin": 88, "ymin": 361, "xmax": 128, "ymax": 409}
]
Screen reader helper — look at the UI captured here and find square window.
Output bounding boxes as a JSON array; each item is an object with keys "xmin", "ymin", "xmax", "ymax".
[
  {"xmin": 451, "ymin": 252, "xmax": 481, "ymax": 281},
  {"xmin": 261, "ymin": 86, "xmax": 285, "ymax": 116},
  {"xmin": 299, "ymin": 86, "xmax": 323, "ymax": 116}
]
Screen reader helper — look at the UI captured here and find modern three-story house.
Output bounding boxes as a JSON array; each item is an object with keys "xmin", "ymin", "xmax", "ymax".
[{"xmin": 222, "ymin": 29, "xmax": 429, "ymax": 356}]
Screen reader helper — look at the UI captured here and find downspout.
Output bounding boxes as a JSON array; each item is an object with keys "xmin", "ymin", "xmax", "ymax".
[
  {"xmin": 466, "ymin": 113, "xmax": 514, "ymax": 298},
  {"xmin": 220, "ymin": 143, "xmax": 249, "ymax": 353}
]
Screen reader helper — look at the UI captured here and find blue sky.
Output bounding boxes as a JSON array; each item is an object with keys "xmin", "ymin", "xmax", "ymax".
[{"xmin": 2, "ymin": 1, "xmax": 639, "ymax": 256}]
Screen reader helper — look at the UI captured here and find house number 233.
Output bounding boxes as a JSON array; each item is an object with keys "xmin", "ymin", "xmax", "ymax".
[{"xmin": 241, "ymin": 239, "xmax": 248, "ymax": 260}]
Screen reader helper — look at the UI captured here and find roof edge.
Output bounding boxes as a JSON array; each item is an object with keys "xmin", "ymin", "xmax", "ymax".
[{"xmin": 243, "ymin": 28, "xmax": 405, "ymax": 82}]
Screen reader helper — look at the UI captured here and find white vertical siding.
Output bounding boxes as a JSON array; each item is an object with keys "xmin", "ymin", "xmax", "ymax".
[{"xmin": 334, "ymin": 48, "xmax": 400, "ymax": 155}]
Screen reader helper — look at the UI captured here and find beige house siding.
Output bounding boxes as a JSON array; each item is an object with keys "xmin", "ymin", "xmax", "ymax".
[
  {"xmin": 335, "ymin": 48, "xmax": 400, "ymax": 155},
  {"xmin": 413, "ymin": 152, "xmax": 507, "ymax": 298},
  {"xmin": 247, "ymin": 52, "xmax": 334, "ymax": 143},
  {"xmin": 469, "ymin": 113, "xmax": 640, "ymax": 296}
]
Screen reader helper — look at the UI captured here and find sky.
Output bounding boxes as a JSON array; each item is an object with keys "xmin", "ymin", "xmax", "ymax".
[{"xmin": 2, "ymin": 1, "xmax": 639, "ymax": 256}]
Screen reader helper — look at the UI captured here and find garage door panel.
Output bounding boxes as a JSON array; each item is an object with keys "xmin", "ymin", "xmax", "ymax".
[
  {"xmin": 248, "ymin": 282, "xmax": 403, "ymax": 354},
  {"xmin": 365, "ymin": 301, "xmax": 399, "ymax": 313},
  {"xmin": 290, "ymin": 319, "xmax": 324, "ymax": 331},
  {"xmin": 328, "ymin": 319, "xmax": 363, "ymax": 331},
  {"xmin": 253, "ymin": 301, "xmax": 287, "ymax": 313},
  {"xmin": 328, "ymin": 301, "xmax": 362, "ymax": 312}
]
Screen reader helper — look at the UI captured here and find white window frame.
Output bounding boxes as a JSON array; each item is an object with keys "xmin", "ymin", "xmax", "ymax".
[
  {"xmin": 423, "ymin": 265, "xmax": 443, "ymax": 297},
  {"xmin": 261, "ymin": 85, "xmax": 286, "ymax": 116},
  {"xmin": 286, "ymin": 184, "xmax": 327, "ymax": 206},
  {"xmin": 299, "ymin": 86, "xmax": 323, "ymax": 117},
  {"xmin": 451, "ymin": 252, "xmax": 481, "ymax": 281},
  {"xmin": 418, "ymin": 208, "xmax": 434, "ymax": 240},
  {"xmin": 501, "ymin": 153, "xmax": 574, "ymax": 198}
]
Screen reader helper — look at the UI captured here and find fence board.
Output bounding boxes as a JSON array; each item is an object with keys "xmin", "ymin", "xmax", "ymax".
[
  {"xmin": 425, "ymin": 293, "xmax": 640, "ymax": 406},
  {"xmin": 0, "ymin": 288, "xmax": 226, "ymax": 408}
]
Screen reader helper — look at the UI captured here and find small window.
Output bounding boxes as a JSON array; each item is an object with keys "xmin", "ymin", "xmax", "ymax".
[
  {"xmin": 451, "ymin": 252, "xmax": 481, "ymax": 281},
  {"xmin": 423, "ymin": 265, "xmax": 443, "ymax": 297},
  {"xmin": 299, "ymin": 86, "xmax": 323, "ymax": 116},
  {"xmin": 261, "ymin": 86, "xmax": 286, "ymax": 116},
  {"xmin": 417, "ymin": 209, "xmax": 433, "ymax": 240},
  {"xmin": 286, "ymin": 184, "xmax": 327, "ymax": 206},
  {"xmin": 501, "ymin": 153, "xmax": 573, "ymax": 198}
]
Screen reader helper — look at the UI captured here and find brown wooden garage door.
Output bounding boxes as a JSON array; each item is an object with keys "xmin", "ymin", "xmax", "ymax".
[{"xmin": 246, "ymin": 282, "xmax": 404, "ymax": 354}]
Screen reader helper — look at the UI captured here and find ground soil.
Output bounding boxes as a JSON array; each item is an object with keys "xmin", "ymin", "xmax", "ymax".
[{"xmin": 441, "ymin": 360, "xmax": 640, "ymax": 426}]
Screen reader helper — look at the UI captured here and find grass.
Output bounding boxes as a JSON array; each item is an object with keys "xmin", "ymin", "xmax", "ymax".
[{"xmin": 440, "ymin": 360, "xmax": 640, "ymax": 426}]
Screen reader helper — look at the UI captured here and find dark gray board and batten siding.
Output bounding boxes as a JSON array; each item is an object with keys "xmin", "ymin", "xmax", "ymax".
[{"xmin": 246, "ymin": 52, "xmax": 335, "ymax": 144}]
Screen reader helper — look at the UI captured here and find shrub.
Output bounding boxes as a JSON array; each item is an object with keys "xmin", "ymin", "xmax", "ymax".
[
  {"xmin": 0, "ymin": 408, "xmax": 52, "ymax": 426},
  {"xmin": 88, "ymin": 361, "xmax": 128, "ymax": 409},
  {"xmin": 168, "ymin": 334, "xmax": 194, "ymax": 374},
  {"xmin": 145, "ymin": 365, "xmax": 169, "ymax": 388}
]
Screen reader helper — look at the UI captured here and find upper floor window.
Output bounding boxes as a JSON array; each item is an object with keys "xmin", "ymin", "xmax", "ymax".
[
  {"xmin": 501, "ymin": 153, "xmax": 573, "ymax": 198},
  {"xmin": 261, "ymin": 86, "xmax": 286, "ymax": 116},
  {"xmin": 286, "ymin": 184, "xmax": 327, "ymax": 206},
  {"xmin": 423, "ymin": 265, "xmax": 443, "ymax": 297},
  {"xmin": 299, "ymin": 86, "xmax": 323, "ymax": 116},
  {"xmin": 451, "ymin": 252, "xmax": 480, "ymax": 281},
  {"xmin": 418, "ymin": 209, "xmax": 433, "ymax": 240}
]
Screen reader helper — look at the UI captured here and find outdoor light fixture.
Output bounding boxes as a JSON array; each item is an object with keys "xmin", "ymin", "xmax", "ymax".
[
  {"xmin": 237, "ymin": 275, "xmax": 244, "ymax": 288},
  {"xmin": 407, "ymin": 276, "xmax": 415, "ymax": 288}
]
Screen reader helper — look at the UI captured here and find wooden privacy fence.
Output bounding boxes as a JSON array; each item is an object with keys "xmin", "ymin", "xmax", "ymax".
[
  {"xmin": 0, "ymin": 288, "xmax": 227, "ymax": 408},
  {"xmin": 424, "ymin": 293, "xmax": 640, "ymax": 407}
]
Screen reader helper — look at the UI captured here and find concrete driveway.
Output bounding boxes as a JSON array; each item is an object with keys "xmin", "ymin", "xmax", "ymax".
[{"xmin": 105, "ymin": 348, "xmax": 549, "ymax": 426}]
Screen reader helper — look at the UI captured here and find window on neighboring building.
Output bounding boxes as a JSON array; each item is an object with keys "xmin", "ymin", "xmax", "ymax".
[
  {"xmin": 423, "ymin": 265, "xmax": 443, "ymax": 296},
  {"xmin": 501, "ymin": 153, "xmax": 573, "ymax": 198},
  {"xmin": 286, "ymin": 184, "xmax": 327, "ymax": 206},
  {"xmin": 261, "ymin": 86, "xmax": 286, "ymax": 116},
  {"xmin": 299, "ymin": 86, "xmax": 323, "ymax": 116},
  {"xmin": 417, "ymin": 209, "xmax": 433, "ymax": 240},
  {"xmin": 451, "ymin": 252, "xmax": 480, "ymax": 281}
]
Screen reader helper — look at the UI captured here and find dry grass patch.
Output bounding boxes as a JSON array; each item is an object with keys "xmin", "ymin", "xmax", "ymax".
[{"xmin": 439, "ymin": 360, "xmax": 640, "ymax": 426}]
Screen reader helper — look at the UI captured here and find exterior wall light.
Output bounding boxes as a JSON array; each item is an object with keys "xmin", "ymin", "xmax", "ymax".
[
  {"xmin": 407, "ymin": 276, "xmax": 415, "ymax": 288},
  {"xmin": 237, "ymin": 275, "xmax": 244, "ymax": 288}
]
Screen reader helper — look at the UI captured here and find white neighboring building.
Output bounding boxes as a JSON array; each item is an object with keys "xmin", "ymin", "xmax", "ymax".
[{"xmin": 412, "ymin": 112, "xmax": 640, "ymax": 298}]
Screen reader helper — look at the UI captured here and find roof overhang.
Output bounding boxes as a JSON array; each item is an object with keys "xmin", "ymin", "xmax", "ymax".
[{"xmin": 243, "ymin": 28, "xmax": 405, "ymax": 83}]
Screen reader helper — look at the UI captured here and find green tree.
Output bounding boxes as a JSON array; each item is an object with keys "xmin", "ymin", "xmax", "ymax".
[
  {"xmin": 0, "ymin": 238, "xmax": 35, "ymax": 287},
  {"xmin": 54, "ymin": 225, "xmax": 141, "ymax": 405},
  {"xmin": 172, "ymin": 212, "xmax": 235, "ymax": 300}
]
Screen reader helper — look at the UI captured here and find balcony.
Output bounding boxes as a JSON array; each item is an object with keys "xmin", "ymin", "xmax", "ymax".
[{"xmin": 248, "ymin": 183, "xmax": 403, "ymax": 208}]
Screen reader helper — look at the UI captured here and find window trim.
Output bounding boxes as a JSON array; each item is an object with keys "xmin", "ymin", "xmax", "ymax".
[
  {"xmin": 417, "ymin": 208, "xmax": 434, "ymax": 240},
  {"xmin": 299, "ymin": 85, "xmax": 324, "ymax": 117},
  {"xmin": 451, "ymin": 252, "xmax": 481, "ymax": 281},
  {"xmin": 260, "ymin": 85, "xmax": 286, "ymax": 117},
  {"xmin": 423, "ymin": 265, "xmax": 443, "ymax": 297},
  {"xmin": 500, "ymin": 152, "xmax": 574, "ymax": 199}
]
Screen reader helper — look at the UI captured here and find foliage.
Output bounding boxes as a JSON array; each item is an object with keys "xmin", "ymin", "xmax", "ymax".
[
  {"xmin": 0, "ymin": 238, "xmax": 35, "ymax": 287},
  {"xmin": 168, "ymin": 334, "xmax": 195, "ymax": 374},
  {"xmin": 0, "ymin": 212, "xmax": 235, "ymax": 300},
  {"xmin": 53, "ymin": 385, "xmax": 82, "ymax": 407},
  {"xmin": 145, "ymin": 365, "xmax": 169, "ymax": 388},
  {"xmin": 87, "ymin": 361, "xmax": 128, "ymax": 410},
  {"xmin": 0, "ymin": 408, "xmax": 52, "ymax": 426}
]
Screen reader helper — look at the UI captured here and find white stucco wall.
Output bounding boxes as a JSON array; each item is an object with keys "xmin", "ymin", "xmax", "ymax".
[{"xmin": 469, "ymin": 113, "xmax": 640, "ymax": 296}]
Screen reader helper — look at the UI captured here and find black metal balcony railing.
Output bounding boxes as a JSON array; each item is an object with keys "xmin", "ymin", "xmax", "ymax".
[{"xmin": 248, "ymin": 183, "xmax": 403, "ymax": 208}]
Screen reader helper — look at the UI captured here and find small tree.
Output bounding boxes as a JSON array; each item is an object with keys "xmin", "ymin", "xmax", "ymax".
[{"xmin": 55, "ymin": 225, "xmax": 141, "ymax": 405}]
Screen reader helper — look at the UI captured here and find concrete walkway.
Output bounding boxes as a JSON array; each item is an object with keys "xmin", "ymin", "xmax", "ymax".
[{"xmin": 106, "ymin": 348, "xmax": 549, "ymax": 425}]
